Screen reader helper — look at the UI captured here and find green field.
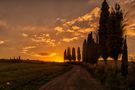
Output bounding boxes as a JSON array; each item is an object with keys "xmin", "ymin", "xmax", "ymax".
[{"xmin": 0, "ymin": 60, "xmax": 72, "ymax": 90}]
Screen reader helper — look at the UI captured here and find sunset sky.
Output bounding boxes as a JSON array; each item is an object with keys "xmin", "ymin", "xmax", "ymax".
[{"xmin": 0, "ymin": 0, "xmax": 135, "ymax": 62}]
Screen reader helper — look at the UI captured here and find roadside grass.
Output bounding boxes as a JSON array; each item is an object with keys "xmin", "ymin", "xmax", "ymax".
[
  {"xmin": 0, "ymin": 60, "xmax": 72, "ymax": 90},
  {"xmin": 83, "ymin": 61, "xmax": 135, "ymax": 90}
]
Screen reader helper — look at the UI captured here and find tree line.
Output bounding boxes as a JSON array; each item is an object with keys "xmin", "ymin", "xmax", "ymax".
[
  {"xmin": 64, "ymin": 47, "xmax": 81, "ymax": 62},
  {"xmin": 82, "ymin": 0, "xmax": 128, "ymax": 77}
]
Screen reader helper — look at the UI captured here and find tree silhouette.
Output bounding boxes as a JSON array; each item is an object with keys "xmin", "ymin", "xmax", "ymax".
[
  {"xmin": 108, "ymin": 4, "xmax": 124, "ymax": 70},
  {"xmin": 72, "ymin": 47, "xmax": 76, "ymax": 62},
  {"xmin": 67, "ymin": 47, "xmax": 72, "ymax": 62},
  {"xmin": 82, "ymin": 39, "xmax": 87, "ymax": 63},
  {"xmin": 98, "ymin": 0, "xmax": 110, "ymax": 65},
  {"xmin": 19, "ymin": 56, "xmax": 21, "ymax": 60},
  {"xmin": 77, "ymin": 47, "xmax": 81, "ymax": 62},
  {"xmin": 64, "ymin": 49, "xmax": 67, "ymax": 62},
  {"xmin": 87, "ymin": 32, "xmax": 94, "ymax": 63},
  {"xmin": 86, "ymin": 32, "xmax": 99, "ymax": 64},
  {"xmin": 121, "ymin": 37, "xmax": 128, "ymax": 77}
]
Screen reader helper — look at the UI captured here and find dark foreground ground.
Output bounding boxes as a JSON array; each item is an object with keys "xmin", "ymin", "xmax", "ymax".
[
  {"xmin": 0, "ymin": 60, "xmax": 72, "ymax": 90},
  {"xmin": 0, "ymin": 60, "xmax": 134, "ymax": 90},
  {"xmin": 39, "ymin": 61, "xmax": 135, "ymax": 90},
  {"xmin": 39, "ymin": 65, "xmax": 105, "ymax": 90}
]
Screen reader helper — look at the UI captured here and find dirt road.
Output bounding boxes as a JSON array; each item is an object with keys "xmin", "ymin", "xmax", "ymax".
[{"xmin": 39, "ymin": 65, "xmax": 105, "ymax": 90}]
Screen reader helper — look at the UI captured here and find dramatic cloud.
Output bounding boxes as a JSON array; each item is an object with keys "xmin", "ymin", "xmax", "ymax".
[
  {"xmin": 30, "ymin": 34, "xmax": 56, "ymax": 47},
  {"xmin": 54, "ymin": 7, "xmax": 100, "ymax": 43},
  {"xmin": 62, "ymin": 37, "xmax": 79, "ymax": 42}
]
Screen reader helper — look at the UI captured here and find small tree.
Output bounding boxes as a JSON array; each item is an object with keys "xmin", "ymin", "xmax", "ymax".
[
  {"xmin": 72, "ymin": 47, "xmax": 76, "ymax": 62},
  {"xmin": 19, "ymin": 56, "xmax": 21, "ymax": 60},
  {"xmin": 121, "ymin": 37, "xmax": 128, "ymax": 77},
  {"xmin": 77, "ymin": 47, "xmax": 81, "ymax": 62},
  {"xmin": 64, "ymin": 49, "xmax": 67, "ymax": 62}
]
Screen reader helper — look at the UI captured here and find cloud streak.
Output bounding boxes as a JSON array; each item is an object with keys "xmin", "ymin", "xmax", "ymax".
[{"xmin": 62, "ymin": 37, "xmax": 79, "ymax": 42}]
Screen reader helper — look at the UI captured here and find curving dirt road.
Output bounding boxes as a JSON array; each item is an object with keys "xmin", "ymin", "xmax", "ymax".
[{"xmin": 39, "ymin": 65, "xmax": 105, "ymax": 90}]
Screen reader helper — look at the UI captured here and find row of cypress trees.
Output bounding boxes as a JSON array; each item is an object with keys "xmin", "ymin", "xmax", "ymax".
[
  {"xmin": 64, "ymin": 47, "xmax": 81, "ymax": 62},
  {"xmin": 82, "ymin": 0, "xmax": 128, "ymax": 77}
]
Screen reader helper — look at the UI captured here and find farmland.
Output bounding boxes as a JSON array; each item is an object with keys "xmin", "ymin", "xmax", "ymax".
[{"xmin": 0, "ymin": 60, "xmax": 72, "ymax": 90}]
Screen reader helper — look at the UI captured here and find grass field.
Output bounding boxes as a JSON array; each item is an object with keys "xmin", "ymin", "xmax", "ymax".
[
  {"xmin": 83, "ymin": 60, "xmax": 135, "ymax": 90},
  {"xmin": 0, "ymin": 60, "xmax": 72, "ymax": 90}
]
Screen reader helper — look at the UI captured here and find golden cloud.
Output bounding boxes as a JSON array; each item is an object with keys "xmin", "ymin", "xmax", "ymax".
[
  {"xmin": 127, "ymin": 29, "xmax": 135, "ymax": 36},
  {"xmin": 0, "ymin": 40, "xmax": 5, "ymax": 45},
  {"xmin": 22, "ymin": 45, "xmax": 56, "ymax": 58},
  {"xmin": 126, "ymin": 23, "xmax": 135, "ymax": 36},
  {"xmin": 30, "ymin": 33, "xmax": 56, "ymax": 47},
  {"xmin": 62, "ymin": 37, "xmax": 79, "ymax": 42},
  {"xmin": 72, "ymin": 26, "xmax": 80, "ymax": 30},
  {"xmin": 22, "ymin": 33, "xmax": 28, "ymax": 37},
  {"xmin": 54, "ymin": 7, "xmax": 100, "ymax": 41},
  {"xmin": 22, "ymin": 46, "xmax": 36, "ymax": 50},
  {"xmin": 55, "ymin": 26, "xmax": 64, "ymax": 33},
  {"xmin": 63, "ymin": 7, "xmax": 100, "ymax": 27},
  {"xmin": 22, "ymin": 46, "xmax": 36, "ymax": 54}
]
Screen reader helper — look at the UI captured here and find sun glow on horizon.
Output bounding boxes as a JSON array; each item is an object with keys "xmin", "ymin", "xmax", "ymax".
[
  {"xmin": 53, "ymin": 56, "xmax": 64, "ymax": 62},
  {"xmin": 38, "ymin": 55, "xmax": 64, "ymax": 62}
]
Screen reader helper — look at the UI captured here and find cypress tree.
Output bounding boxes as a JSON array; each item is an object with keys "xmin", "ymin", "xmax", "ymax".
[
  {"xmin": 108, "ymin": 4, "xmax": 124, "ymax": 70},
  {"xmin": 98, "ymin": 0, "xmax": 110, "ymax": 65},
  {"xmin": 64, "ymin": 49, "xmax": 67, "ymax": 62},
  {"xmin": 121, "ymin": 37, "xmax": 128, "ymax": 77},
  {"xmin": 72, "ymin": 47, "xmax": 76, "ymax": 62},
  {"xmin": 93, "ymin": 43, "xmax": 99, "ymax": 64},
  {"xmin": 67, "ymin": 47, "xmax": 72, "ymax": 62},
  {"xmin": 82, "ymin": 39, "xmax": 87, "ymax": 63},
  {"xmin": 87, "ymin": 32, "xmax": 99, "ymax": 64},
  {"xmin": 77, "ymin": 47, "xmax": 81, "ymax": 62},
  {"xmin": 87, "ymin": 32, "xmax": 93, "ymax": 63}
]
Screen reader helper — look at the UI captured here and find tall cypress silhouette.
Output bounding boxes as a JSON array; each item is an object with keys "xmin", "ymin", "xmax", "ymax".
[
  {"xmin": 121, "ymin": 37, "xmax": 128, "ymax": 77},
  {"xmin": 67, "ymin": 47, "xmax": 72, "ymax": 62},
  {"xmin": 64, "ymin": 49, "xmax": 67, "ymax": 62},
  {"xmin": 77, "ymin": 47, "xmax": 81, "ymax": 62},
  {"xmin": 82, "ymin": 39, "xmax": 87, "ymax": 63},
  {"xmin": 72, "ymin": 47, "xmax": 76, "ymax": 62},
  {"xmin": 87, "ymin": 33, "xmax": 93, "ymax": 63},
  {"xmin": 98, "ymin": 0, "xmax": 110, "ymax": 64},
  {"xmin": 87, "ymin": 32, "xmax": 99, "ymax": 64},
  {"xmin": 108, "ymin": 4, "xmax": 124, "ymax": 69}
]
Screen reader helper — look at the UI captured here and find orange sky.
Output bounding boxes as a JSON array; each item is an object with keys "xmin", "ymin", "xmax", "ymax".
[{"xmin": 0, "ymin": 0, "xmax": 135, "ymax": 62}]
